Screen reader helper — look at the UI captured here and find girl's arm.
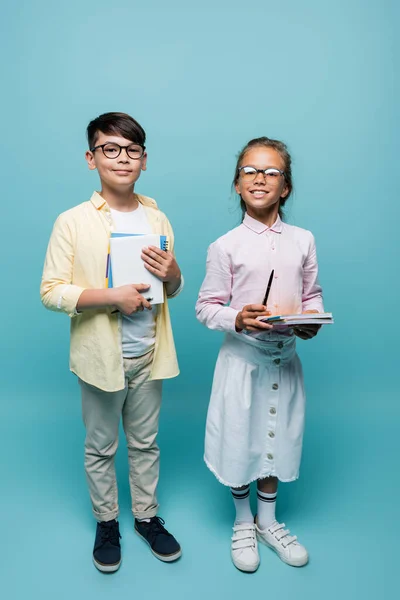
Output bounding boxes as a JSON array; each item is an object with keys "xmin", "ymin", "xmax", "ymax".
[
  {"xmin": 195, "ymin": 241, "xmax": 239, "ymax": 332},
  {"xmin": 302, "ymin": 233, "xmax": 324, "ymax": 313},
  {"xmin": 294, "ymin": 233, "xmax": 324, "ymax": 340}
]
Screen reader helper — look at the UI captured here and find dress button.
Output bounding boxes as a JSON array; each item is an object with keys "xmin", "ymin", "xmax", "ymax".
[
  {"xmin": 277, "ymin": 342, "xmax": 283, "ymax": 349},
  {"xmin": 267, "ymin": 453, "xmax": 274, "ymax": 460},
  {"xmin": 274, "ymin": 358, "xmax": 281, "ymax": 365},
  {"xmin": 268, "ymin": 431, "xmax": 275, "ymax": 438},
  {"xmin": 270, "ymin": 407, "xmax": 276, "ymax": 415},
  {"xmin": 272, "ymin": 383, "xmax": 279, "ymax": 390}
]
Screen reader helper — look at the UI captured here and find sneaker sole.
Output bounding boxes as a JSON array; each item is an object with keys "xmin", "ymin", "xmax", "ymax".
[
  {"xmin": 231, "ymin": 556, "xmax": 260, "ymax": 573},
  {"xmin": 134, "ymin": 528, "xmax": 182, "ymax": 562},
  {"xmin": 93, "ymin": 556, "xmax": 122, "ymax": 573},
  {"xmin": 257, "ymin": 534, "xmax": 308, "ymax": 567}
]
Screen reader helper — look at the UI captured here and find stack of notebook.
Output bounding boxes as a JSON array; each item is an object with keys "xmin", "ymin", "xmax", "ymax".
[{"xmin": 259, "ymin": 313, "xmax": 334, "ymax": 326}]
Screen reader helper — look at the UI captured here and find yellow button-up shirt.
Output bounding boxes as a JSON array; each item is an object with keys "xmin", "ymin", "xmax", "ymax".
[{"xmin": 40, "ymin": 192, "xmax": 182, "ymax": 392}]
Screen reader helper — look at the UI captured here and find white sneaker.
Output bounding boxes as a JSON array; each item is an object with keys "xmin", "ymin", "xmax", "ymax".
[
  {"xmin": 231, "ymin": 523, "xmax": 260, "ymax": 572},
  {"xmin": 256, "ymin": 519, "xmax": 309, "ymax": 567}
]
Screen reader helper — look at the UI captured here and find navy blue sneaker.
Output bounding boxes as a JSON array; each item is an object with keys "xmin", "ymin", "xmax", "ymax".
[
  {"xmin": 134, "ymin": 517, "xmax": 181, "ymax": 562},
  {"xmin": 93, "ymin": 519, "xmax": 122, "ymax": 573}
]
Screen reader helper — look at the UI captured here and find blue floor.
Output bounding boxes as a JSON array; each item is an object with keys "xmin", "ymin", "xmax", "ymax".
[{"xmin": 3, "ymin": 383, "xmax": 398, "ymax": 600}]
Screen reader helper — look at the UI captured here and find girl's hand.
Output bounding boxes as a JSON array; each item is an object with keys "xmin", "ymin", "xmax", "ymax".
[
  {"xmin": 292, "ymin": 309, "xmax": 321, "ymax": 340},
  {"xmin": 142, "ymin": 246, "xmax": 181, "ymax": 285},
  {"xmin": 235, "ymin": 304, "xmax": 273, "ymax": 332}
]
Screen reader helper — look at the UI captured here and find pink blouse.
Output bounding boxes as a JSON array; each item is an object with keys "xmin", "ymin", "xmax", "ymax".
[{"xmin": 196, "ymin": 213, "xmax": 324, "ymax": 333}]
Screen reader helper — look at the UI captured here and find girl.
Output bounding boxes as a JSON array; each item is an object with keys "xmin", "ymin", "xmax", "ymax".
[{"xmin": 196, "ymin": 137, "xmax": 324, "ymax": 572}]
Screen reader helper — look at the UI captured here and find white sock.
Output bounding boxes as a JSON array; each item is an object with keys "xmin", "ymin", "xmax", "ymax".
[
  {"xmin": 231, "ymin": 486, "xmax": 254, "ymax": 525},
  {"xmin": 257, "ymin": 489, "xmax": 277, "ymax": 530}
]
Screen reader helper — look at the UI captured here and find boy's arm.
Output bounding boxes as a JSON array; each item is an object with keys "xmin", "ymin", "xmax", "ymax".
[
  {"xmin": 164, "ymin": 215, "xmax": 183, "ymax": 298},
  {"xmin": 141, "ymin": 213, "xmax": 184, "ymax": 298},
  {"xmin": 40, "ymin": 214, "xmax": 86, "ymax": 317},
  {"xmin": 40, "ymin": 214, "xmax": 151, "ymax": 315}
]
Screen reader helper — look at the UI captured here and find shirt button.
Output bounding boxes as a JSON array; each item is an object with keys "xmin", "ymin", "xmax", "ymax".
[
  {"xmin": 272, "ymin": 383, "xmax": 279, "ymax": 390},
  {"xmin": 267, "ymin": 453, "xmax": 274, "ymax": 460},
  {"xmin": 270, "ymin": 407, "xmax": 276, "ymax": 415},
  {"xmin": 277, "ymin": 342, "xmax": 283, "ymax": 349},
  {"xmin": 274, "ymin": 358, "xmax": 281, "ymax": 365},
  {"xmin": 268, "ymin": 431, "xmax": 275, "ymax": 438}
]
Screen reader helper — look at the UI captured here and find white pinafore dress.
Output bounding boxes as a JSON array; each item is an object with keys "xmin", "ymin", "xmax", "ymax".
[{"xmin": 204, "ymin": 330, "xmax": 305, "ymax": 487}]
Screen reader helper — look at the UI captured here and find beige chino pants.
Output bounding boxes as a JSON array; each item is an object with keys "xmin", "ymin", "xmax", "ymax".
[{"xmin": 79, "ymin": 350, "xmax": 162, "ymax": 522}]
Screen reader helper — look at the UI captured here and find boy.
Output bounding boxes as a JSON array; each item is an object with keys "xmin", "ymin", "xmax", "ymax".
[{"xmin": 40, "ymin": 112, "xmax": 183, "ymax": 572}]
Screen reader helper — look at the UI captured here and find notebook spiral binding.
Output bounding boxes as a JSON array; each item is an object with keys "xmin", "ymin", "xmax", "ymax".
[{"xmin": 162, "ymin": 239, "xmax": 169, "ymax": 251}]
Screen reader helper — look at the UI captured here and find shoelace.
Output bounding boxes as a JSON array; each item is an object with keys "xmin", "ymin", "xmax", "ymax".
[
  {"xmin": 98, "ymin": 521, "xmax": 121, "ymax": 545},
  {"xmin": 141, "ymin": 517, "xmax": 172, "ymax": 544},
  {"xmin": 232, "ymin": 524, "xmax": 257, "ymax": 550},
  {"xmin": 268, "ymin": 522, "xmax": 297, "ymax": 549}
]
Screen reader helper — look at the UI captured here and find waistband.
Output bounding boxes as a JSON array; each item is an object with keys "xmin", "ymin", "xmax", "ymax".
[{"xmin": 223, "ymin": 331, "xmax": 297, "ymax": 365}]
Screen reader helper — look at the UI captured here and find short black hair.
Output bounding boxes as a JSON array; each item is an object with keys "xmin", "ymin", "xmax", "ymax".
[{"xmin": 87, "ymin": 112, "xmax": 146, "ymax": 150}]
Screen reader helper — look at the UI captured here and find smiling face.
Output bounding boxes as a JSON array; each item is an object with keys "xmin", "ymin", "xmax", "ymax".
[
  {"xmin": 235, "ymin": 146, "xmax": 289, "ymax": 221},
  {"xmin": 85, "ymin": 131, "xmax": 147, "ymax": 191}
]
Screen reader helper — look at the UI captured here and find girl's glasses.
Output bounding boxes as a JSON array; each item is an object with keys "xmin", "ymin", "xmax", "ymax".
[
  {"xmin": 90, "ymin": 143, "xmax": 145, "ymax": 160},
  {"xmin": 238, "ymin": 166, "xmax": 285, "ymax": 184}
]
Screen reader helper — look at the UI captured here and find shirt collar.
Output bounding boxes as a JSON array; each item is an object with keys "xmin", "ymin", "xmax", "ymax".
[
  {"xmin": 90, "ymin": 191, "xmax": 158, "ymax": 212},
  {"xmin": 90, "ymin": 191, "xmax": 108, "ymax": 210},
  {"xmin": 243, "ymin": 212, "xmax": 283, "ymax": 234}
]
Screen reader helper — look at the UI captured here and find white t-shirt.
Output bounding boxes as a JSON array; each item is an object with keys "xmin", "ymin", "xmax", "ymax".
[{"xmin": 110, "ymin": 202, "xmax": 157, "ymax": 357}]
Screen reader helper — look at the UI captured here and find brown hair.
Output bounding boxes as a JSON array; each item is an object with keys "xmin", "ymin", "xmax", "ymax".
[
  {"xmin": 87, "ymin": 112, "xmax": 146, "ymax": 150},
  {"xmin": 233, "ymin": 137, "xmax": 293, "ymax": 220}
]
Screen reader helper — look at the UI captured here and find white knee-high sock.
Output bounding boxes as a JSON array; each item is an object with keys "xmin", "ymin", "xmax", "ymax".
[
  {"xmin": 257, "ymin": 489, "xmax": 277, "ymax": 530},
  {"xmin": 231, "ymin": 486, "xmax": 254, "ymax": 525}
]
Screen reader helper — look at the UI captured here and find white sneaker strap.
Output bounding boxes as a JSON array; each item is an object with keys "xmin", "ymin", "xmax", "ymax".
[
  {"xmin": 232, "ymin": 525, "xmax": 256, "ymax": 549},
  {"xmin": 269, "ymin": 522, "xmax": 297, "ymax": 546}
]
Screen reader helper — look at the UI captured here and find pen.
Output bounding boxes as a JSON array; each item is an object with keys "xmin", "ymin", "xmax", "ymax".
[{"xmin": 262, "ymin": 269, "xmax": 274, "ymax": 306}]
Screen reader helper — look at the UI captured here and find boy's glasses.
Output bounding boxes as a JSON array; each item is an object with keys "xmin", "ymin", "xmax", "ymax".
[
  {"xmin": 238, "ymin": 166, "xmax": 285, "ymax": 184},
  {"xmin": 90, "ymin": 143, "xmax": 146, "ymax": 160}
]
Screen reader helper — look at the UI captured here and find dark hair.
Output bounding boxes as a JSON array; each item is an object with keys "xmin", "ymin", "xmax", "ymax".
[
  {"xmin": 87, "ymin": 112, "xmax": 146, "ymax": 150},
  {"xmin": 233, "ymin": 137, "xmax": 293, "ymax": 220}
]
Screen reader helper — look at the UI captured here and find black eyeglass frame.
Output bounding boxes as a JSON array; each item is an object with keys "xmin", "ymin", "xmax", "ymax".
[{"xmin": 90, "ymin": 142, "xmax": 146, "ymax": 159}]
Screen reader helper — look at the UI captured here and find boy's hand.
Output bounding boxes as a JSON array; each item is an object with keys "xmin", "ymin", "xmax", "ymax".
[
  {"xmin": 292, "ymin": 310, "xmax": 321, "ymax": 340},
  {"xmin": 235, "ymin": 305, "xmax": 273, "ymax": 333},
  {"xmin": 142, "ymin": 246, "xmax": 181, "ymax": 284},
  {"xmin": 112, "ymin": 284, "xmax": 152, "ymax": 315}
]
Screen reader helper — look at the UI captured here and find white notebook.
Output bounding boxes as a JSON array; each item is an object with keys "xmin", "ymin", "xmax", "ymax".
[{"xmin": 109, "ymin": 234, "xmax": 166, "ymax": 304}]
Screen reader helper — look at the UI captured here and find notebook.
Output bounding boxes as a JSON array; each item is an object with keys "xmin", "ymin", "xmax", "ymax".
[
  {"xmin": 258, "ymin": 312, "xmax": 334, "ymax": 326},
  {"xmin": 108, "ymin": 233, "xmax": 168, "ymax": 305}
]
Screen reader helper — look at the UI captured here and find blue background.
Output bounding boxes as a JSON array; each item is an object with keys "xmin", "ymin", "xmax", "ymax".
[{"xmin": 1, "ymin": 1, "xmax": 398, "ymax": 598}]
